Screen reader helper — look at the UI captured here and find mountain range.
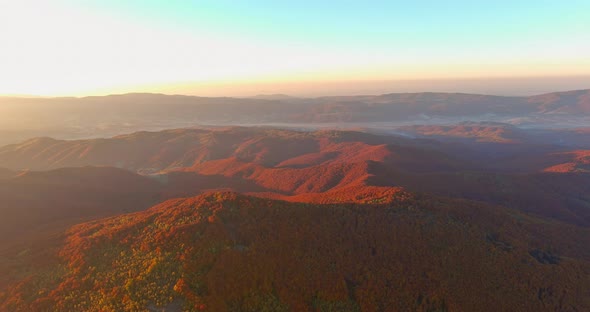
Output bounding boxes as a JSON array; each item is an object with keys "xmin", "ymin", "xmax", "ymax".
[
  {"xmin": 1, "ymin": 91, "xmax": 590, "ymax": 311},
  {"xmin": 1, "ymin": 89, "xmax": 590, "ymax": 146}
]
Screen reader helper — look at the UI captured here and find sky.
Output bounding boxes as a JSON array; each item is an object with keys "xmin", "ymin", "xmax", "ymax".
[{"xmin": 0, "ymin": 0, "xmax": 589, "ymax": 96}]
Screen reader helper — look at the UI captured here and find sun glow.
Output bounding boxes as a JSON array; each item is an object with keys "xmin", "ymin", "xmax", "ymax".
[{"xmin": 1, "ymin": 1, "xmax": 589, "ymax": 96}]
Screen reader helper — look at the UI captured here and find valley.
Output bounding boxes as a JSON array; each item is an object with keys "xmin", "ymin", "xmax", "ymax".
[{"xmin": 1, "ymin": 93, "xmax": 590, "ymax": 311}]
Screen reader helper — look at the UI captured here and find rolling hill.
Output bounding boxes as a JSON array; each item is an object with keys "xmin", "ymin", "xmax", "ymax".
[
  {"xmin": 1, "ymin": 127, "xmax": 589, "ymax": 227},
  {"xmin": 1, "ymin": 125, "xmax": 590, "ymax": 311},
  {"xmin": 396, "ymin": 122, "xmax": 529, "ymax": 143},
  {"xmin": 0, "ymin": 127, "xmax": 453, "ymax": 173}
]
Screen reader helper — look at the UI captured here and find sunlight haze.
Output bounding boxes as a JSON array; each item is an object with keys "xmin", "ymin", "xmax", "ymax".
[
  {"xmin": 1, "ymin": 0, "xmax": 589, "ymax": 96},
  {"xmin": 3, "ymin": 2, "xmax": 590, "ymax": 310}
]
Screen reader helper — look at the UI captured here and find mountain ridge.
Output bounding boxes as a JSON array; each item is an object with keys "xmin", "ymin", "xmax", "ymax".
[
  {"xmin": 2, "ymin": 191, "xmax": 589, "ymax": 311},
  {"xmin": 1, "ymin": 89, "xmax": 590, "ymax": 145},
  {"xmin": 1, "ymin": 124, "xmax": 590, "ymax": 310},
  {"xmin": 2, "ymin": 127, "xmax": 590, "ymax": 227},
  {"xmin": 3, "ymin": 88, "xmax": 588, "ymax": 100}
]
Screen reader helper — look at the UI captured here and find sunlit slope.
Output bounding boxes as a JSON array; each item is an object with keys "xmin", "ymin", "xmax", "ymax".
[
  {"xmin": 1, "ymin": 192, "xmax": 588, "ymax": 311},
  {"xmin": 543, "ymin": 150, "xmax": 590, "ymax": 173},
  {"xmin": 0, "ymin": 128, "xmax": 425, "ymax": 172},
  {"xmin": 2, "ymin": 127, "xmax": 590, "ymax": 226}
]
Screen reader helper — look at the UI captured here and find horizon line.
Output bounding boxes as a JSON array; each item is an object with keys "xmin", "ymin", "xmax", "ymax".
[{"xmin": 2, "ymin": 87, "xmax": 589, "ymax": 100}]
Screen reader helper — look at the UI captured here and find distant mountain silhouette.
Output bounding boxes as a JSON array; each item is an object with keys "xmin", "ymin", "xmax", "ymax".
[
  {"xmin": 249, "ymin": 94, "xmax": 299, "ymax": 100},
  {"xmin": 528, "ymin": 89, "xmax": 590, "ymax": 114},
  {"xmin": 1, "ymin": 89, "xmax": 590, "ymax": 145},
  {"xmin": 397, "ymin": 122, "xmax": 528, "ymax": 143}
]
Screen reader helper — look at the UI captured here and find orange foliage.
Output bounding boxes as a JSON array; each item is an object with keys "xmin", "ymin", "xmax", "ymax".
[{"xmin": 2, "ymin": 192, "xmax": 589, "ymax": 311}]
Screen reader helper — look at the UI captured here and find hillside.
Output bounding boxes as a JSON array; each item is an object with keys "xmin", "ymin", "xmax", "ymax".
[
  {"xmin": 0, "ymin": 127, "xmax": 590, "ymax": 311},
  {"xmin": 394, "ymin": 122, "xmax": 590, "ymax": 148},
  {"xmin": 3, "ymin": 0, "xmax": 590, "ymax": 310},
  {"xmin": 528, "ymin": 89, "xmax": 590, "ymax": 114},
  {"xmin": 0, "ymin": 128, "xmax": 425, "ymax": 255},
  {"xmin": 1, "ymin": 126, "xmax": 581, "ymax": 175},
  {"xmin": 543, "ymin": 150, "xmax": 590, "ymax": 173},
  {"xmin": 397, "ymin": 122, "xmax": 529, "ymax": 143},
  {"xmin": 0, "ymin": 127, "xmax": 451, "ymax": 173},
  {"xmin": 1, "ymin": 127, "xmax": 589, "ymax": 227},
  {"xmin": 1, "ymin": 192, "xmax": 588, "ymax": 311},
  {"xmin": 369, "ymin": 163, "xmax": 590, "ymax": 226},
  {"xmin": 0, "ymin": 167, "xmax": 162, "ymax": 242}
]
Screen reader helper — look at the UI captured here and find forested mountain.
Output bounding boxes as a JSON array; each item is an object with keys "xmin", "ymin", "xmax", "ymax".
[
  {"xmin": 1, "ymin": 126, "xmax": 590, "ymax": 311},
  {"xmin": 2, "ymin": 192, "xmax": 589, "ymax": 311}
]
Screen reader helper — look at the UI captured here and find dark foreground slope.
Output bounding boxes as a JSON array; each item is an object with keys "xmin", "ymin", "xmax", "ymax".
[
  {"xmin": 2, "ymin": 192, "xmax": 588, "ymax": 312},
  {"xmin": 0, "ymin": 167, "xmax": 161, "ymax": 242}
]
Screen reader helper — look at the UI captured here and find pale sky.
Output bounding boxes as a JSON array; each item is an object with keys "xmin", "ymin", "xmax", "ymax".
[{"xmin": 1, "ymin": 0, "xmax": 589, "ymax": 96}]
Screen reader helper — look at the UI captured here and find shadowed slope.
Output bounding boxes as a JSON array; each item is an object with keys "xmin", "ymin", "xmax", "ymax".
[
  {"xmin": 0, "ymin": 167, "xmax": 165, "ymax": 289},
  {"xmin": 369, "ymin": 161, "xmax": 590, "ymax": 227},
  {"xmin": 0, "ymin": 168, "xmax": 14, "ymax": 179},
  {"xmin": 0, "ymin": 167, "xmax": 162, "ymax": 241}
]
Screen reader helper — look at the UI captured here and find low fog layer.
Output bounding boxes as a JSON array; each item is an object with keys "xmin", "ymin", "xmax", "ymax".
[{"xmin": 1, "ymin": 89, "xmax": 589, "ymax": 146}]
